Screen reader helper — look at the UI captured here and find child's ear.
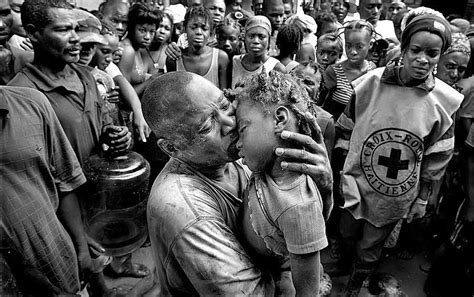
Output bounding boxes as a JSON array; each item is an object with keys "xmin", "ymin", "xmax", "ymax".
[
  {"xmin": 273, "ymin": 106, "xmax": 290, "ymax": 133},
  {"xmin": 157, "ymin": 139, "xmax": 177, "ymax": 157}
]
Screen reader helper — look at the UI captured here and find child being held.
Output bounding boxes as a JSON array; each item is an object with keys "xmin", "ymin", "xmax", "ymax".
[{"xmin": 236, "ymin": 70, "xmax": 328, "ymax": 295}]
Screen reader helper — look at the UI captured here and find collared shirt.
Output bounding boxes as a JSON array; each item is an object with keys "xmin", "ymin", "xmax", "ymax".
[
  {"xmin": 8, "ymin": 63, "xmax": 111, "ymax": 165},
  {"xmin": 1, "ymin": 86, "xmax": 86, "ymax": 293}
]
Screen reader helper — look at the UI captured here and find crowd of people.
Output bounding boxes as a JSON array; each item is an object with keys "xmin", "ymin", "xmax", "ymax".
[{"xmin": 1, "ymin": 0, "xmax": 473, "ymax": 296}]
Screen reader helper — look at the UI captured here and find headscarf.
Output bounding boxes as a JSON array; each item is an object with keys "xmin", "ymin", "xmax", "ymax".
[
  {"xmin": 401, "ymin": 14, "xmax": 452, "ymax": 53},
  {"xmin": 244, "ymin": 16, "xmax": 272, "ymax": 37},
  {"xmin": 285, "ymin": 14, "xmax": 317, "ymax": 35},
  {"xmin": 443, "ymin": 32, "xmax": 471, "ymax": 57},
  {"xmin": 400, "ymin": 6, "xmax": 444, "ymax": 32},
  {"xmin": 450, "ymin": 18, "xmax": 470, "ymax": 34}
]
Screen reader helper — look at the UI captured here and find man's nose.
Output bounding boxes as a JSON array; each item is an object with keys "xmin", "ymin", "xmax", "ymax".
[
  {"xmin": 450, "ymin": 69, "xmax": 459, "ymax": 79},
  {"xmin": 70, "ymin": 29, "xmax": 80, "ymax": 43},
  {"xmin": 219, "ymin": 108, "xmax": 236, "ymax": 135}
]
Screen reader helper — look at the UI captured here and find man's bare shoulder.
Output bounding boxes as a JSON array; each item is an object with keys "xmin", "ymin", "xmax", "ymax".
[{"xmin": 148, "ymin": 161, "xmax": 215, "ymax": 215}]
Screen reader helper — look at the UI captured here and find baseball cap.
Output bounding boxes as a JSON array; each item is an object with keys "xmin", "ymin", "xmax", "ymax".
[{"xmin": 74, "ymin": 9, "xmax": 107, "ymax": 45}]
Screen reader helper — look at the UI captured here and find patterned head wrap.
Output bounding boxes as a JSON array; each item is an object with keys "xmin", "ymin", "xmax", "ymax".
[{"xmin": 443, "ymin": 32, "xmax": 471, "ymax": 57}]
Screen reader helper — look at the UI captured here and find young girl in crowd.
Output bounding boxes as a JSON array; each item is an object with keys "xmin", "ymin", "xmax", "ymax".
[
  {"xmin": 316, "ymin": 32, "xmax": 343, "ymax": 74},
  {"xmin": 276, "ymin": 24, "xmax": 303, "ymax": 73},
  {"xmin": 216, "ymin": 18, "xmax": 243, "ymax": 59},
  {"xmin": 319, "ymin": 20, "xmax": 377, "ymax": 119},
  {"xmin": 167, "ymin": 6, "xmax": 230, "ymax": 89},
  {"xmin": 143, "ymin": 10, "xmax": 174, "ymax": 75},
  {"xmin": 95, "ymin": 20, "xmax": 151, "ymax": 142},
  {"xmin": 118, "ymin": 3, "xmax": 159, "ymax": 97},
  {"xmin": 236, "ymin": 70, "xmax": 327, "ymax": 296},
  {"xmin": 232, "ymin": 16, "xmax": 285, "ymax": 87}
]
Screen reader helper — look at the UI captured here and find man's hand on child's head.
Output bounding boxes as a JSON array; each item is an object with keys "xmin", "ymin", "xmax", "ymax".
[{"xmin": 276, "ymin": 115, "xmax": 332, "ymax": 193}]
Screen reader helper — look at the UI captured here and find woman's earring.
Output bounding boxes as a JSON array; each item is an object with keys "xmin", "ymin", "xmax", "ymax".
[{"xmin": 433, "ymin": 64, "xmax": 438, "ymax": 75}]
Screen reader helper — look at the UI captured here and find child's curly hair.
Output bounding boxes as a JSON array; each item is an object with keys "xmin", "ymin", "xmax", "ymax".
[{"xmin": 235, "ymin": 70, "xmax": 314, "ymax": 137}]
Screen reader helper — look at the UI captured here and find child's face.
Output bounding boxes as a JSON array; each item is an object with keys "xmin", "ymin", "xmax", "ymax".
[
  {"xmin": 174, "ymin": 22, "xmax": 184, "ymax": 38},
  {"xmin": 236, "ymin": 99, "xmax": 277, "ymax": 172},
  {"xmin": 231, "ymin": 0, "xmax": 242, "ymax": 11},
  {"xmin": 319, "ymin": 21, "xmax": 339, "ymax": 37},
  {"xmin": 245, "ymin": 27, "xmax": 269, "ymax": 57},
  {"xmin": 264, "ymin": 1, "xmax": 284, "ymax": 31},
  {"xmin": 186, "ymin": 16, "xmax": 211, "ymax": 49},
  {"xmin": 283, "ymin": 3, "xmax": 292, "ymax": 22},
  {"xmin": 217, "ymin": 26, "xmax": 241, "ymax": 56},
  {"xmin": 155, "ymin": 16, "xmax": 172, "ymax": 44},
  {"xmin": 317, "ymin": 40, "xmax": 341, "ymax": 69},
  {"xmin": 345, "ymin": 29, "xmax": 371, "ymax": 64},
  {"xmin": 93, "ymin": 34, "xmax": 119, "ymax": 70},
  {"xmin": 134, "ymin": 23, "xmax": 157, "ymax": 48},
  {"xmin": 293, "ymin": 66, "xmax": 321, "ymax": 100}
]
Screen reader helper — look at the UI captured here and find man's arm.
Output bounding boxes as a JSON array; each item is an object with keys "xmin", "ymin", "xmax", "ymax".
[
  {"xmin": 57, "ymin": 191, "xmax": 92, "ymax": 282},
  {"xmin": 112, "ymin": 73, "xmax": 151, "ymax": 142},
  {"xmin": 275, "ymin": 112, "xmax": 334, "ymax": 219}
]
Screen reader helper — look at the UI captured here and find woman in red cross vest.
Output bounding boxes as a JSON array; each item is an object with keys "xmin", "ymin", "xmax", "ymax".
[{"xmin": 330, "ymin": 14, "xmax": 464, "ymax": 296}]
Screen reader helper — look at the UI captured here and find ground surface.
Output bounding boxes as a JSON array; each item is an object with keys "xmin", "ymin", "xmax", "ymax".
[{"xmin": 104, "ymin": 244, "xmax": 429, "ymax": 296}]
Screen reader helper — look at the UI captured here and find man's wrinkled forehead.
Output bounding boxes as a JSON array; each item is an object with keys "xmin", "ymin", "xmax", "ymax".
[
  {"xmin": 47, "ymin": 7, "xmax": 76, "ymax": 26},
  {"xmin": 103, "ymin": 2, "xmax": 128, "ymax": 19},
  {"xmin": 361, "ymin": 0, "xmax": 382, "ymax": 7}
]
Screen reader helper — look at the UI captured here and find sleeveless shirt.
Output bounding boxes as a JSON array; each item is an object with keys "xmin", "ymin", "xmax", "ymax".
[
  {"xmin": 231, "ymin": 54, "xmax": 279, "ymax": 88},
  {"xmin": 177, "ymin": 47, "xmax": 219, "ymax": 87}
]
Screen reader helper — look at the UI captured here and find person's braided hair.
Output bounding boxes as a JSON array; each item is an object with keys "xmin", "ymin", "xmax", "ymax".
[{"xmin": 276, "ymin": 24, "xmax": 303, "ymax": 58}]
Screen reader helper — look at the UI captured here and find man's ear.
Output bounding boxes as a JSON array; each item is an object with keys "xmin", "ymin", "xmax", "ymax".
[
  {"xmin": 157, "ymin": 139, "xmax": 178, "ymax": 157},
  {"xmin": 25, "ymin": 24, "xmax": 39, "ymax": 43},
  {"xmin": 273, "ymin": 106, "xmax": 290, "ymax": 133}
]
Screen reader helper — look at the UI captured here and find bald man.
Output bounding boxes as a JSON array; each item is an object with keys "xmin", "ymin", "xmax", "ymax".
[
  {"xmin": 143, "ymin": 72, "xmax": 333, "ymax": 295},
  {"xmin": 99, "ymin": 0, "xmax": 129, "ymax": 39}
]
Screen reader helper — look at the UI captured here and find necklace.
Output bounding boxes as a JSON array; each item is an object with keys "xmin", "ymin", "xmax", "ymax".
[{"xmin": 147, "ymin": 47, "xmax": 163, "ymax": 69}]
